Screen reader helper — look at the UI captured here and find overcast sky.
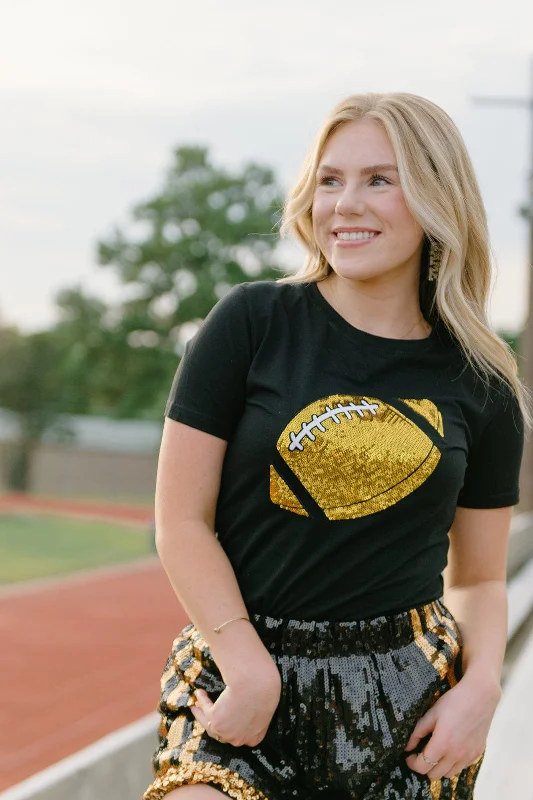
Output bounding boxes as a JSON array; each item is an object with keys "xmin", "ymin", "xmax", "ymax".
[{"xmin": 1, "ymin": 0, "xmax": 532, "ymax": 332}]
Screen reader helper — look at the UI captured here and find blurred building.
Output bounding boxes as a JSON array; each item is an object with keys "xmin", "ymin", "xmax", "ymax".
[{"xmin": 0, "ymin": 409, "xmax": 161, "ymax": 500}]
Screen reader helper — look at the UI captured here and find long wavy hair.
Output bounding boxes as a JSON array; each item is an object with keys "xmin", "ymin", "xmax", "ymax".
[{"xmin": 278, "ymin": 92, "xmax": 530, "ymax": 425}]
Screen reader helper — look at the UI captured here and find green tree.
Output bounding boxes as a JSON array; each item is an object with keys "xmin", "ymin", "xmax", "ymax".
[
  {"xmin": 53, "ymin": 286, "xmax": 176, "ymax": 419},
  {"xmin": 0, "ymin": 328, "xmax": 68, "ymax": 490},
  {"xmin": 52, "ymin": 286, "xmax": 108, "ymax": 415},
  {"xmin": 44, "ymin": 146, "xmax": 284, "ymax": 422},
  {"xmin": 498, "ymin": 329, "xmax": 520, "ymax": 356},
  {"xmin": 97, "ymin": 145, "xmax": 284, "ymax": 353}
]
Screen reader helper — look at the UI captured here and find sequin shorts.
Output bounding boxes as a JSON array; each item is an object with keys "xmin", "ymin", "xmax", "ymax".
[{"xmin": 143, "ymin": 599, "xmax": 483, "ymax": 799}]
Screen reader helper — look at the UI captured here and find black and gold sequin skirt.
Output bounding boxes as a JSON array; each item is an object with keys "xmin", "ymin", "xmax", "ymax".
[{"xmin": 144, "ymin": 600, "xmax": 482, "ymax": 799}]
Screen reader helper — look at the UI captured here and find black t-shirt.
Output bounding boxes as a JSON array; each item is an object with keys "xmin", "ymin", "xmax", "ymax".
[{"xmin": 165, "ymin": 280, "xmax": 524, "ymax": 621}]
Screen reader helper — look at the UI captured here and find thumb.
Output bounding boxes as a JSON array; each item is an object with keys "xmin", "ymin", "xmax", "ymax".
[
  {"xmin": 193, "ymin": 688, "xmax": 215, "ymax": 714},
  {"xmin": 404, "ymin": 708, "xmax": 437, "ymax": 752}
]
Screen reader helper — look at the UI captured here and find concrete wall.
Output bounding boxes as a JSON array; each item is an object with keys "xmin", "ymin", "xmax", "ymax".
[
  {"xmin": 31, "ymin": 445, "xmax": 158, "ymax": 502},
  {"xmin": 0, "ymin": 409, "xmax": 161, "ymax": 501},
  {"xmin": 0, "ymin": 715, "xmax": 159, "ymax": 800},
  {"xmin": 0, "ymin": 442, "xmax": 158, "ymax": 502}
]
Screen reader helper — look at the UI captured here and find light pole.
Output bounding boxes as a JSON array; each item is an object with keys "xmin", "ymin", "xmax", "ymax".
[{"xmin": 472, "ymin": 57, "xmax": 533, "ymax": 510}]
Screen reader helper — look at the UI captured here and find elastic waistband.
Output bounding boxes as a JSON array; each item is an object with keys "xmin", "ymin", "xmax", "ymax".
[{"xmin": 252, "ymin": 599, "xmax": 455, "ymax": 657}]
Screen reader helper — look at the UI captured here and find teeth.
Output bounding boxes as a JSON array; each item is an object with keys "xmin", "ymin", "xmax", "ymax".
[{"xmin": 336, "ymin": 231, "xmax": 377, "ymax": 241}]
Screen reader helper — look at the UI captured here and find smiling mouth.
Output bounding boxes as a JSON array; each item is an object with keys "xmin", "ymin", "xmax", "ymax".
[{"xmin": 334, "ymin": 231, "xmax": 380, "ymax": 241}]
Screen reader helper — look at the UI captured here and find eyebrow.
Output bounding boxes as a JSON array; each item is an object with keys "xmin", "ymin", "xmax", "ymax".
[{"xmin": 316, "ymin": 163, "xmax": 399, "ymax": 176}]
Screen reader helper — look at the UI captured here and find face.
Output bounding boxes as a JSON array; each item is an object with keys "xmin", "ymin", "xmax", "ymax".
[{"xmin": 312, "ymin": 118, "xmax": 424, "ymax": 286}]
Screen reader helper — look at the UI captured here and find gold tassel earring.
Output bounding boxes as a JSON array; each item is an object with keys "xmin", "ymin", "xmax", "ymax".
[{"xmin": 428, "ymin": 241, "xmax": 443, "ymax": 282}]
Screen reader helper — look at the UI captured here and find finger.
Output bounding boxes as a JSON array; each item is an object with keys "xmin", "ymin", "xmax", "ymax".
[
  {"xmin": 190, "ymin": 704, "xmax": 209, "ymax": 730},
  {"xmin": 442, "ymin": 753, "xmax": 483, "ymax": 780},
  {"xmin": 443, "ymin": 761, "xmax": 463, "ymax": 779},
  {"xmin": 406, "ymin": 750, "xmax": 449, "ymax": 778},
  {"xmin": 405, "ymin": 753, "xmax": 430, "ymax": 776},
  {"xmin": 405, "ymin": 745, "xmax": 442, "ymax": 776},
  {"xmin": 244, "ymin": 725, "xmax": 269, "ymax": 748},
  {"xmin": 193, "ymin": 689, "xmax": 214, "ymax": 714},
  {"xmin": 427, "ymin": 759, "xmax": 457, "ymax": 781},
  {"xmin": 404, "ymin": 711, "xmax": 437, "ymax": 752},
  {"xmin": 191, "ymin": 706, "xmax": 228, "ymax": 743}
]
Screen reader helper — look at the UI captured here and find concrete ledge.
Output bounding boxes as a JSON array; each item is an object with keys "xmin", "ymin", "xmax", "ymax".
[
  {"xmin": 0, "ymin": 714, "xmax": 158, "ymax": 800},
  {"xmin": 508, "ymin": 511, "xmax": 533, "ymax": 578},
  {"xmin": 507, "ymin": 555, "xmax": 533, "ymax": 640},
  {"xmin": 476, "ymin": 625, "xmax": 533, "ymax": 799}
]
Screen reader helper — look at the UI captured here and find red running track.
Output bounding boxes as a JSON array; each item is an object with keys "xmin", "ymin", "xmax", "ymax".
[{"xmin": 0, "ymin": 558, "xmax": 188, "ymax": 792}]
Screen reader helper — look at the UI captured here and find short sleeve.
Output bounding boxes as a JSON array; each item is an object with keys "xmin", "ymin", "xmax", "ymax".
[
  {"xmin": 165, "ymin": 284, "xmax": 253, "ymax": 441},
  {"xmin": 457, "ymin": 384, "xmax": 524, "ymax": 508}
]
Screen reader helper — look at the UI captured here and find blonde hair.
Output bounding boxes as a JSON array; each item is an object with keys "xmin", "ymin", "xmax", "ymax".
[{"xmin": 278, "ymin": 92, "xmax": 530, "ymax": 426}]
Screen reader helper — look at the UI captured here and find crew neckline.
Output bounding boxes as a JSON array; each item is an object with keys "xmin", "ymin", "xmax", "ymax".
[{"xmin": 307, "ymin": 280, "xmax": 440, "ymax": 353}]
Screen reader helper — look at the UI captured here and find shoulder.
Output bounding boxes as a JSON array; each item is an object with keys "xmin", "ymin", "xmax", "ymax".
[
  {"xmin": 197, "ymin": 281, "xmax": 290, "ymax": 329},
  {"xmin": 239, "ymin": 279, "xmax": 308, "ymax": 307},
  {"xmin": 238, "ymin": 279, "xmax": 311, "ymax": 330},
  {"xmin": 461, "ymin": 364, "xmax": 522, "ymax": 439},
  {"xmin": 484, "ymin": 374, "xmax": 522, "ymax": 427},
  {"xmin": 216, "ymin": 280, "xmax": 307, "ymax": 313},
  {"xmin": 432, "ymin": 323, "xmax": 519, "ymax": 403},
  {"xmin": 204, "ymin": 281, "xmax": 310, "ymax": 351},
  {"xmin": 431, "ymin": 324, "xmax": 522, "ymax": 427}
]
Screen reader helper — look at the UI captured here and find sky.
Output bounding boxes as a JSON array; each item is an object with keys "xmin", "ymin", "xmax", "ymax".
[{"xmin": 1, "ymin": 0, "xmax": 532, "ymax": 332}]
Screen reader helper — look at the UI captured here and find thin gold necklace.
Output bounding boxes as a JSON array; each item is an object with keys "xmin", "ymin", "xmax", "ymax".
[
  {"xmin": 400, "ymin": 315, "xmax": 431, "ymax": 340},
  {"xmin": 325, "ymin": 280, "xmax": 430, "ymax": 340}
]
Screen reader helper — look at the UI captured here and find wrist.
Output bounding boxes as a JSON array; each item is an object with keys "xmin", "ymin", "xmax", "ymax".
[
  {"xmin": 461, "ymin": 650, "xmax": 502, "ymax": 682},
  {"xmin": 227, "ymin": 656, "xmax": 281, "ymax": 694},
  {"xmin": 213, "ymin": 615, "xmax": 250, "ymax": 634},
  {"xmin": 222, "ymin": 646, "xmax": 280, "ymax": 693},
  {"xmin": 208, "ymin": 619, "xmax": 277, "ymax": 680},
  {"xmin": 460, "ymin": 663, "xmax": 502, "ymax": 700}
]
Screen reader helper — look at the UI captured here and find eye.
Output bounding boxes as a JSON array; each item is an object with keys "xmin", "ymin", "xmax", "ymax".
[
  {"xmin": 318, "ymin": 175, "xmax": 342, "ymax": 187},
  {"xmin": 370, "ymin": 173, "xmax": 391, "ymax": 186}
]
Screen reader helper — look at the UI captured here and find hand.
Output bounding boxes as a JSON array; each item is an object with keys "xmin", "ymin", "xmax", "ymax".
[
  {"xmin": 191, "ymin": 665, "xmax": 281, "ymax": 748},
  {"xmin": 404, "ymin": 671, "xmax": 501, "ymax": 780}
]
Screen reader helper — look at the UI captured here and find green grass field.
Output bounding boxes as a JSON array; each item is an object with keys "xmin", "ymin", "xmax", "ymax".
[{"xmin": 0, "ymin": 513, "xmax": 154, "ymax": 585}]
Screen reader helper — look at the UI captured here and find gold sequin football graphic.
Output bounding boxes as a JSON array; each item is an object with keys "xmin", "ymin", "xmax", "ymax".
[{"xmin": 270, "ymin": 395, "xmax": 443, "ymax": 520}]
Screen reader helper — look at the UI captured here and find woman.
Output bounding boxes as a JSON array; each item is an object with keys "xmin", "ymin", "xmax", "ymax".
[{"xmin": 143, "ymin": 93, "xmax": 527, "ymax": 800}]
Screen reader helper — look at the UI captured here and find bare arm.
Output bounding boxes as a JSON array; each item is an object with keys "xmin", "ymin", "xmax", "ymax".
[
  {"xmin": 406, "ymin": 505, "xmax": 512, "ymax": 779},
  {"xmin": 443, "ymin": 505, "xmax": 512, "ymax": 683},
  {"xmin": 155, "ymin": 417, "xmax": 281, "ymax": 745}
]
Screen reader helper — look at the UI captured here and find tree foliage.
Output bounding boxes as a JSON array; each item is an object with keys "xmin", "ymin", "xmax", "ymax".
[
  {"xmin": 50, "ymin": 286, "xmax": 176, "ymax": 419},
  {"xmin": 498, "ymin": 329, "xmax": 520, "ymax": 356},
  {"xmin": 97, "ymin": 145, "xmax": 284, "ymax": 354},
  {"xmin": 0, "ymin": 145, "xmax": 286, "ymax": 492},
  {"xmin": 0, "ymin": 327, "xmax": 67, "ymax": 489}
]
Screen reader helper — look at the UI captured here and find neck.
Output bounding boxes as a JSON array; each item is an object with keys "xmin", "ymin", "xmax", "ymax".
[{"xmin": 320, "ymin": 272, "xmax": 430, "ymax": 340}]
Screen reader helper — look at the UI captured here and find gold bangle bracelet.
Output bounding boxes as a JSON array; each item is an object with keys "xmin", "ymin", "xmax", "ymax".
[{"xmin": 213, "ymin": 615, "xmax": 251, "ymax": 634}]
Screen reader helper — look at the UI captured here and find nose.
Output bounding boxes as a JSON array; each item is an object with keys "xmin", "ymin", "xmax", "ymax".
[{"xmin": 334, "ymin": 186, "xmax": 366, "ymax": 216}]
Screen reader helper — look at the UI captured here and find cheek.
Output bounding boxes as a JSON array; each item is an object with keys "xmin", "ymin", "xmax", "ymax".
[
  {"xmin": 312, "ymin": 189, "xmax": 335, "ymax": 216},
  {"xmin": 388, "ymin": 199, "xmax": 424, "ymax": 244},
  {"xmin": 405, "ymin": 217, "xmax": 424, "ymax": 248},
  {"xmin": 311, "ymin": 196, "xmax": 330, "ymax": 239}
]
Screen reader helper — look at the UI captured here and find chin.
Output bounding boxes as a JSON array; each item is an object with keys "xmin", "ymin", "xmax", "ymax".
[
  {"xmin": 331, "ymin": 250, "xmax": 414, "ymax": 281},
  {"xmin": 330, "ymin": 261, "xmax": 389, "ymax": 282}
]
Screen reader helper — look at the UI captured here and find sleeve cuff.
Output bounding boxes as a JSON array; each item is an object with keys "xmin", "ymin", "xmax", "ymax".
[
  {"xmin": 165, "ymin": 403, "xmax": 232, "ymax": 441},
  {"xmin": 456, "ymin": 491, "xmax": 520, "ymax": 509}
]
